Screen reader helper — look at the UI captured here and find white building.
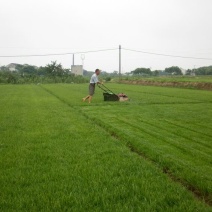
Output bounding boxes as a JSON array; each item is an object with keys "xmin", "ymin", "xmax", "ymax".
[
  {"xmin": 180, "ymin": 68, "xmax": 187, "ymax": 75},
  {"xmin": 71, "ymin": 65, "xmax": 83, "ymax": 76},
  {"xmin": 7, "ymin": 63, "xmax": 19, "ymax": 71}
]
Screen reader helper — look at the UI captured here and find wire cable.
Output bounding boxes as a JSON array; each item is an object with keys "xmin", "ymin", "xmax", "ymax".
[
  {"xmin": 1, "ymin": 46, "xmax": 212, "ymax": 60},
  {"xmin": 0, "ymin": 48, "xmax": 118, "ymax": 58},
  {"xmin": 122, "ymin": 48, "xmax": 212, "ymax": 60},
  {"xmin": 0, "ymin": 52, "xmax": 72, "ymax": 58}
]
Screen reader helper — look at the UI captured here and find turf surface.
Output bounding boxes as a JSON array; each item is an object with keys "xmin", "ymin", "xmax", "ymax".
[{"xmin": 0, "ymin": 84, "xmax": 211, "ymax": 211}]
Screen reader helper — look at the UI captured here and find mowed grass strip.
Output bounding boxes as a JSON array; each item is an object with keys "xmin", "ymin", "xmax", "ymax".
[
  {"xmin": 41, "ymin": 83, "xmax": 212, "ymax": 205},
  {"xmin": 0, "ymin": 84, "xmax": 211, "ymax": 211}
]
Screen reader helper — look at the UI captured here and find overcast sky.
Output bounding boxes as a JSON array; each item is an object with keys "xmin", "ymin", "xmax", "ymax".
[{"xmin": 0, "ymin": 0, "xmax": 212, "ymax": 72}]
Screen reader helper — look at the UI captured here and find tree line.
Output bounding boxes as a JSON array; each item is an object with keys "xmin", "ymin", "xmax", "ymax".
[
  {"xmin": 0, "ymin": 61, "xmax": 88, "ymax": 84},
  {"xmin": 130, "ymin": 66, "xmax": 212, "ymax": 76},
  {"xmin": 1, "ymin": 62, "xmax": 212, "ymax": 84}
]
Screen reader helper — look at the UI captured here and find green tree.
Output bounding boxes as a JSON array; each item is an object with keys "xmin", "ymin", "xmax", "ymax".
[
  {"xmin": 194, "ymin": 66, "xmax": 212, "ymax": 75},
  {"xmin": 152, "ymin": 70, "xmax": 160, "ymax": 76},
  {"xmin": 15, "ymin": 64, "xmax": 24, "ymax": 72},
  {"xmin": 0, "ymin": 66, "xmax": 10, "ymax": 71},
  {"xmin": 20, "ymin": 65, "xmax": 37, "ymax": 75},
  {"xmin": 46, "ymin": 61, "xmax": 66, "ymax": 77},
  {"xmin": 131, "ymin": 68, "xmax": 152, "ymax": 75},
  {"xmin": 165, "ymin": 66, "xmax": 182, "ymax": 75},
  {"xmin": 37, "ymin": 66, "xmax": 48, "ymax": 76}
]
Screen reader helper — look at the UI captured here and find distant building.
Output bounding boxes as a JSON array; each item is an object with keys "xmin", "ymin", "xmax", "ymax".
[
  {"xmin": 180, "ymin": 68, "xmax": 186, "ymax": 75},
  {"xmin": 71, "ymin": 65, "xmax": 83, "ymax": 76},
  {"xmin": 6, "ymin": 63, "xmax": 20, "ymax": 71},
  {"xmin": 6, "ymin": 63, "xmax": 38, "ymax": 72}
]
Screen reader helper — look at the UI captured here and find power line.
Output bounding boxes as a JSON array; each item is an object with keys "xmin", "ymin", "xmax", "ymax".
[
  {"xmin": 0, "ymin": 52, "xmax": 72, "ymax": 58},
  {"xmin": 0, "ymin": 48, "xmax": 118, "ymax": 58},
  {"xmin": 73, "ymin": 48, "xmax": 118, "ymax": 54},
  {"xmin": 122, "ymin": 48, "xmax": 212, "ymax": 60},
  {"xmin": 1, "ymin": 46, "xmax": 212, "ymax": 61}
]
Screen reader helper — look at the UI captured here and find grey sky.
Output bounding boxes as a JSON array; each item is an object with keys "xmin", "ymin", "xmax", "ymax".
[{"xmin": 0, "ymin": 0, "xmax": 212, "ymax": 72}]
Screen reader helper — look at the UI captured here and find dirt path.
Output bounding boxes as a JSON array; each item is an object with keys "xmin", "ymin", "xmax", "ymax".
[{"xmin": 120, "ymin": 80, "xmax": 212, "ymax": 90}]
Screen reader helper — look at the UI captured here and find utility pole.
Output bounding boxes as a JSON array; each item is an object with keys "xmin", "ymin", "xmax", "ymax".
[
  {"xmin": 72, "ymin": 54, "xmax": 75, "ymax": 66},
  {"xmin": 119, "ymin": 45, "xmax": 121, "ymax": 82}
]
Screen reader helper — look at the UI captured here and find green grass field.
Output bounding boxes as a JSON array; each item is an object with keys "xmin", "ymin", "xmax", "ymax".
[{"xmin": 0, "ymin": 83, "xmax": 211, "ymax": 211}]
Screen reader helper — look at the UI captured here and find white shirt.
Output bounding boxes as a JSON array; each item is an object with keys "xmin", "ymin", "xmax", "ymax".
[{"xmin": 90, "ymin": 73, "xmax": 99, "ymax": 84}]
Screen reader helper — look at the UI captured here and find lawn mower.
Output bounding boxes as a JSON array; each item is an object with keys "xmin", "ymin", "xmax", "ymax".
[{"xmin": 97, "ymin": 84, "xmax": 129, "ymax": 101}]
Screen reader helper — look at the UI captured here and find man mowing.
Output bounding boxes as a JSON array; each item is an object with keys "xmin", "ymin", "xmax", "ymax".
[{"xmin": 82, "ymin": 69, "xmax": 102, "ymax": 103}]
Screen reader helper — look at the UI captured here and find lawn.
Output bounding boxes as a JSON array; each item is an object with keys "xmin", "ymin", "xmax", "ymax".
[{"xmin": 0, "ymin": 83, "xmax": 211, "ymax": 211}]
